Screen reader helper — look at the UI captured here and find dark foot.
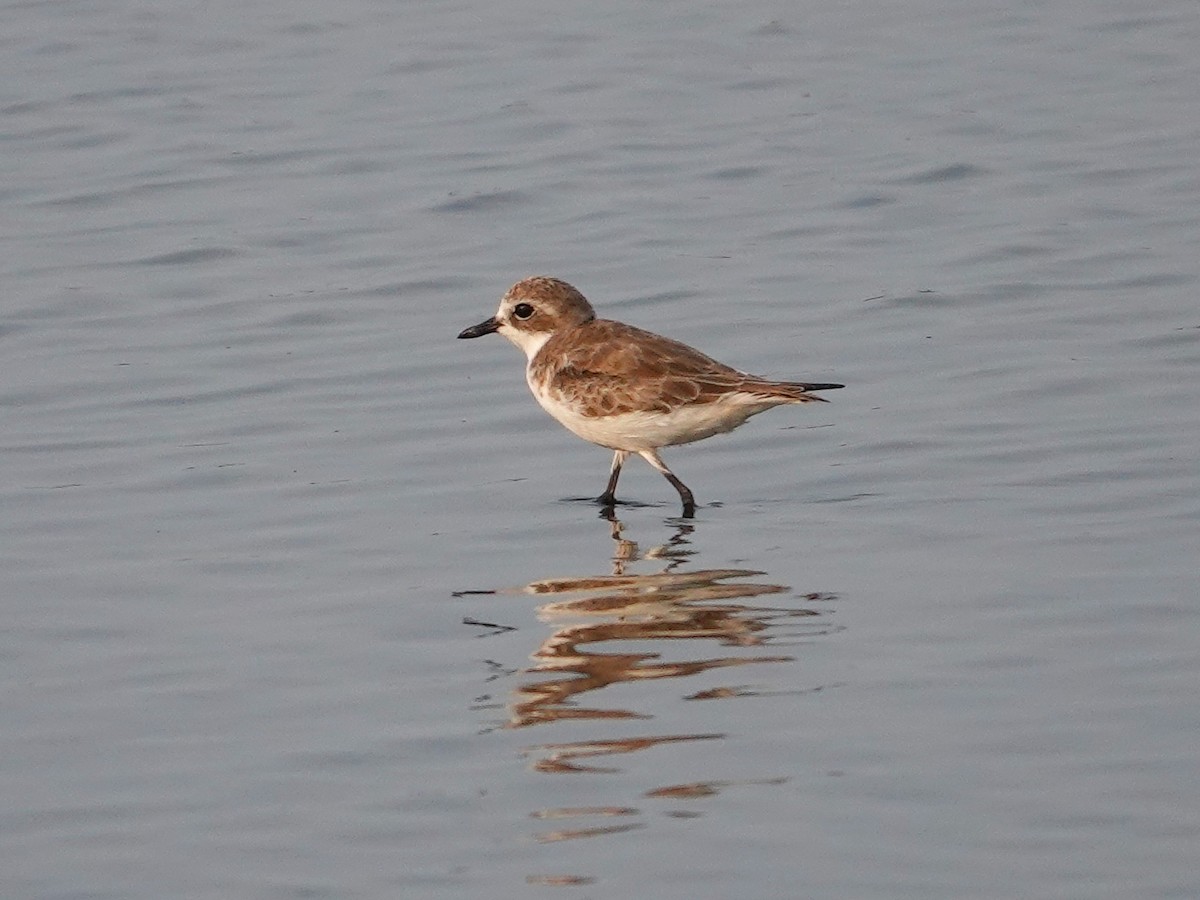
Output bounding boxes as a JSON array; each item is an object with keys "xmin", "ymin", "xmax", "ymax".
[
  {"xmin": 596, "ymin": 492, "xmax": 617, "ymax": 507},
  {"xmin": 663, "ymin": 473, "xmax": 696, "ymax": 518}
]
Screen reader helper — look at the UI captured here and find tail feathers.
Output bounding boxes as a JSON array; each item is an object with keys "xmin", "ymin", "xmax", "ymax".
[
  {"xmin": 791, "ymin": 382, "xmax": 844, "ymax": 393},
  {"xmin": 742, "ymin": 379, "xmax": 844, "ymax": 403}
]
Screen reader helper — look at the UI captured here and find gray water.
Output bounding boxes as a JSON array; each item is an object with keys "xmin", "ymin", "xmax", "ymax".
[{"xmin": 3, "ymin": 1, "xmax": 1198, "ymax": 897}]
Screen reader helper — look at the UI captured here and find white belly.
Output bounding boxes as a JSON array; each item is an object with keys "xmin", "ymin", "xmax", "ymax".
[{"xmin": 530, "ymin": 384, "xmax": 763, "ymax": 451}]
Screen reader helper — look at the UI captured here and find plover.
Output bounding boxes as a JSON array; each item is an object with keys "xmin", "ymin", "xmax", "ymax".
[{"xmin": 458, "ymin": 276, "xmax": 842, "ymax": 516}]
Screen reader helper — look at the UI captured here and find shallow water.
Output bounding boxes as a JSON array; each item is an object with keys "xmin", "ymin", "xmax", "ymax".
[{"xmin": 3, "ymin": 1, "xmax": 1199, "ymax": 897}]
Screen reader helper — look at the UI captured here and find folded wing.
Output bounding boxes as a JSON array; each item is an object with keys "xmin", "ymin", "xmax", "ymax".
[{"xmin": 542, "ymin": 320, "xmax": 841, "ymax": 417}]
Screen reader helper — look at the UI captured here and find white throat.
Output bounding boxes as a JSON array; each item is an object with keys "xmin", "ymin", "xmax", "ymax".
[{"xmin": 498, "ymin": 324, "xmax": 554, "ymax": 363}]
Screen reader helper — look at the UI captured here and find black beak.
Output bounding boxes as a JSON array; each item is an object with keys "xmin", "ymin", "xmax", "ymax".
[{"xmin": 457, "ymin": 316, "xmax": 500, "ymax": 339}]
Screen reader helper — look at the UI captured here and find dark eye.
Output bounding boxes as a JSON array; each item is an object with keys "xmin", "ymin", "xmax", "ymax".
[{"xmin": 513, "ymin": 302, "xmax": 535, "ymax": 320}]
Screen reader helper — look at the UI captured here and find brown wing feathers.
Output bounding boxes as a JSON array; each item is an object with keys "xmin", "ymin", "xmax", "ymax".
[{"xmin": 537, "ymin": 319, "xmax": 840, "ymax": 416}]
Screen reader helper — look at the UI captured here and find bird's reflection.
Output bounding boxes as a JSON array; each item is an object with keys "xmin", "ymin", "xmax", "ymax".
[
  {"xmin": 503, "ymin": 513, "xmax": 830, "ymax": 737},
  {"xmin": 463, "ymin": 512, "xmax": 838, "ymax": 881},
  {"xmin": 511, "ymin": 567, "xmax": 797, "ymax": 731}
]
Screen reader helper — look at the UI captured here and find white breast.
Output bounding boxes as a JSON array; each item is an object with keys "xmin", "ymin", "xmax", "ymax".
[{"xmin": 526, "ymin": 370, "xmax": 761, "ymax": 451}]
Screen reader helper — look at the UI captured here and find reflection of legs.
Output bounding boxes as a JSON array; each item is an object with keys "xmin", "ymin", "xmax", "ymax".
[
  {"xmin": 638, "ymin": 449, "xmax": 696, "ymax": 517},
  {"xmin": 597, "ymin": 450, "xmax": 628, "ymax": 506}
]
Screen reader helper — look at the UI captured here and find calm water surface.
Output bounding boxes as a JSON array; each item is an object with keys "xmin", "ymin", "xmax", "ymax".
[{"xmin": 3, "ymin": 1, "xmax": 1198, "ymax": 898}]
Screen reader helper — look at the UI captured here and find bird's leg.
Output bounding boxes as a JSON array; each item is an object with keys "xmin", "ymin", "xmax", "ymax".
[
  {"xmin": 597, "ymin": 450, "xmax": 628, "ymax": 507},
  {"xmin": 638, "ymin": 449, "xmax": 696, "ymax": 518}
]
